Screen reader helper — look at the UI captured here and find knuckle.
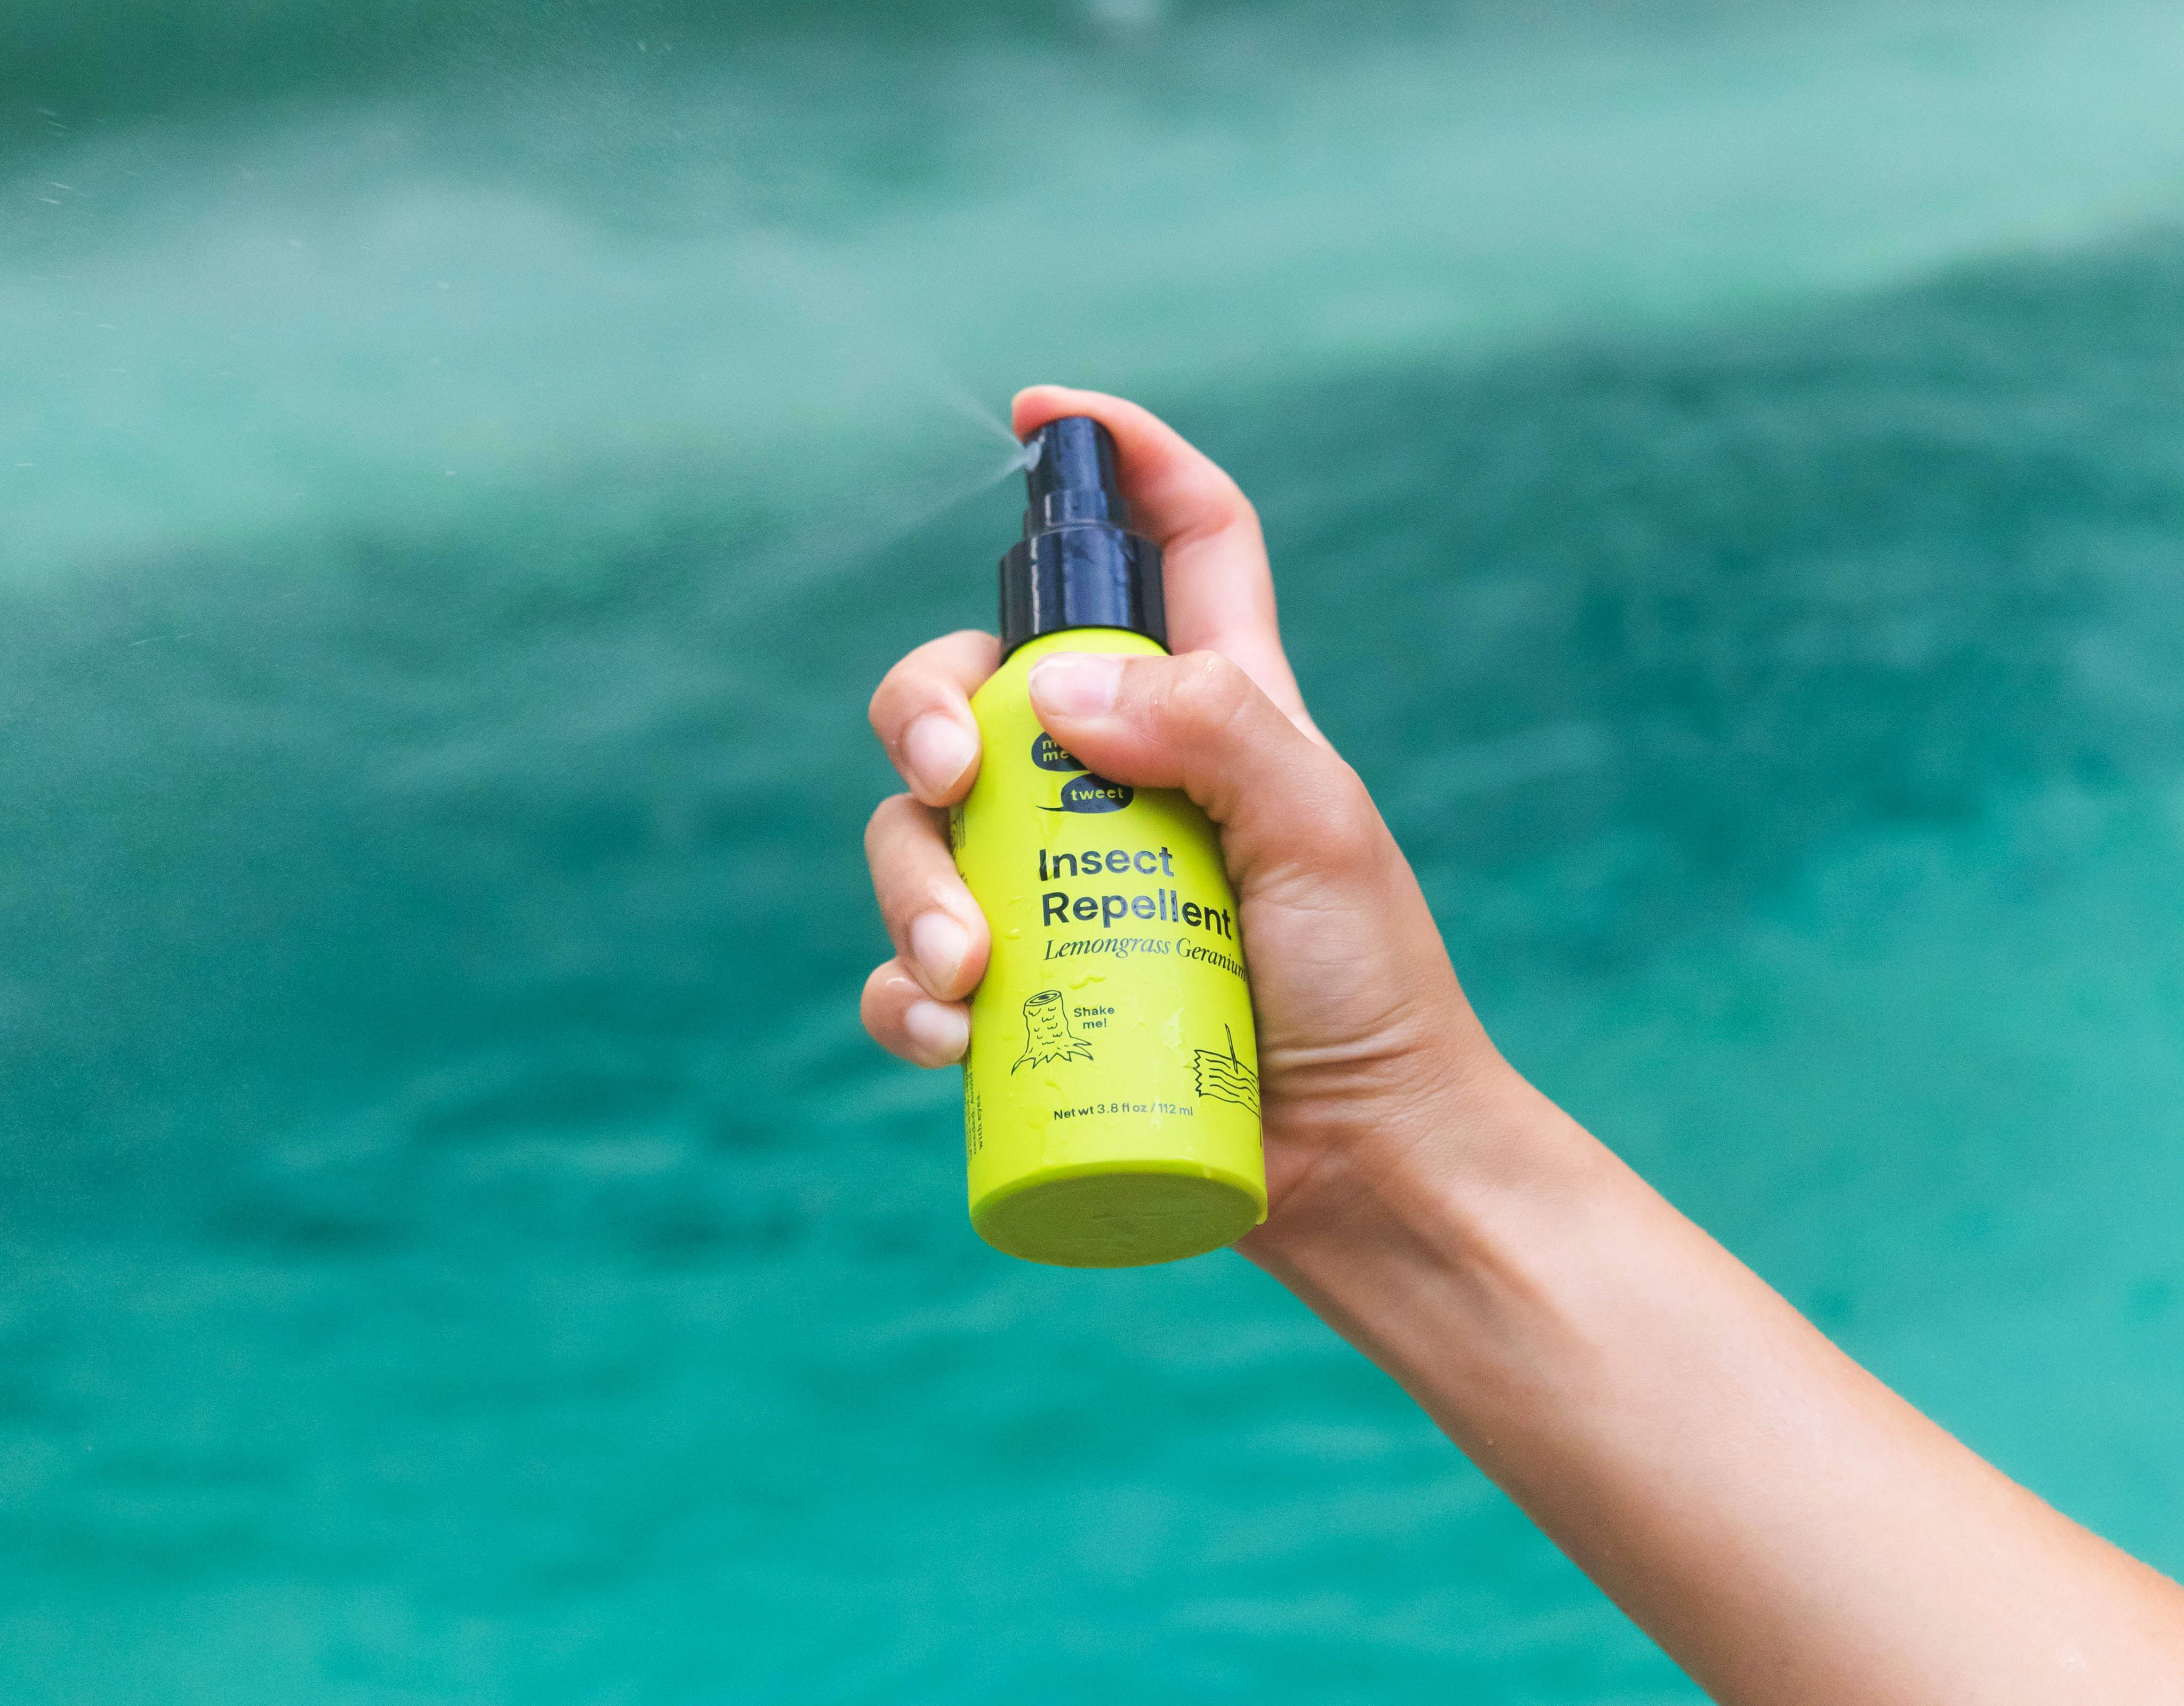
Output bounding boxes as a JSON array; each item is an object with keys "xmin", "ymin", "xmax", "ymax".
[
  {"xmin": 1162, "ymin": 650, "xmax": 1252, "ymax": 739},
  {"xmin": 868, "ymin": 663, "xmax": 918, "ymax": 744},
  {"xmin": 863, "ymin": 792, "xmax": 916, "ymax": 860},
  {"xmin": 863, "ymin": 795, "xmax": 891, "ymax": 853},
  {"xmin": 859, "ymin": 962, "xmax": 898, "ymax": 1027},
  {"xmin": 867, "ymin": 648, "xmax": 937, "ymax": 738},
  {"xmin": 861, "ymin": 986, "xmax": 905, "ymax": 1052},
  {"xmin": 1312, "ymin": 767, "xmax": 1388, "ymax": 874},
  {"xmin": 867, "ymin": 682, "xmax": 902, "ymax": 750}
]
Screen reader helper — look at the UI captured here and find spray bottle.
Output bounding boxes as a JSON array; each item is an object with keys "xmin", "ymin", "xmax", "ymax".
[{"xmin": 952, "ymin": 416, "xmax": 1266, "ymax": 1266}]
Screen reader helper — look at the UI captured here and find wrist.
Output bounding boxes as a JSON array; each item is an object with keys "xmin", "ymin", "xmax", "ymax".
[{"xmin": 1240, "ymin": 1058, "xmax": 1610, "ymax": 1406}]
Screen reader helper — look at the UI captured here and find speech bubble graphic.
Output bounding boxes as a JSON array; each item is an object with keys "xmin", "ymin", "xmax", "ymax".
[
  {"xmin": 1040, "ymin": 773, "xmax": 1133, "ymax": 813},
  {"xmin": 1030, "ymin": 732, "xmax": 1087, "ymax": 772}
]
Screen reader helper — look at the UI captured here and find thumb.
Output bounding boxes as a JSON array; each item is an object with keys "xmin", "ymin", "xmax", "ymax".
[
  {"xmin": 1011, "ymin": 384, "xmax": 1322, "ymax": 742},
  {"xmin": 1026, "ymin": 649, "xmax": 1385, "ymax": 892}
]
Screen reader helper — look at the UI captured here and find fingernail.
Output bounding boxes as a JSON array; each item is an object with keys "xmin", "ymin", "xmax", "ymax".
[
  {"xmin": 902, "ymin": 713, "xmax": 977, "ymax": 799},
  {"xmin": 1028, "ymin": 653, "xmax": 1123, "ymax": 718},
  {"xmin": 910, "ymin": 911, "xmax": 969, "ymax": 992},
  {"xmin": 903, "ymin": 1000, "xmax": 969, "ymax": 1064}
]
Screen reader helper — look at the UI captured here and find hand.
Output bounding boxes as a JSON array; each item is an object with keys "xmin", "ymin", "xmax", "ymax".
[
  {"xmin": 860, "ymin": 384, "xmax": 1525, "ymax": 1248},
  {"xmin": 861, "ymin": 391, "xmax": 2184, "ymax": 1705}
]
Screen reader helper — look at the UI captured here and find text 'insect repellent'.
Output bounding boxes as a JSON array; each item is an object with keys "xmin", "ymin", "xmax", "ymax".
[{"xmin": 951, "ymin": 417, "xmax": 1267, "ymax": 1267}]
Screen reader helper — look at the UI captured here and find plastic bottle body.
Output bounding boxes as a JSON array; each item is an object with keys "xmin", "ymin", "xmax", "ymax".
[{"xmin": 953, "ymin": 628, "xmax": 1267, "ymax": 1267}]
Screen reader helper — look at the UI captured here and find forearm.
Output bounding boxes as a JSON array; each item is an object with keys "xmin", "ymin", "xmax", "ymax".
[
  {"xmin": 861, "ymin": 390, "xmax": 2184, "ymax": 1702},
  {"xmin": 1249, "ymin": 1067, "xmax": 2184, "ymax": 1705}
]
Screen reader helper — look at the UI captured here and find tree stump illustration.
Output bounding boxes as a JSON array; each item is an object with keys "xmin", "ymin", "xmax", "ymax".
[{"xmin": 1013, "ymin": 989, "xmax": 1094, "ymax": 1072}]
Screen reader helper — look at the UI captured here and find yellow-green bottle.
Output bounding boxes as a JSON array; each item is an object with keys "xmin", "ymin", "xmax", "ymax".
[{"xmin": 951, "ymin": 417, "xmax": 1266, "ymax": 1267}]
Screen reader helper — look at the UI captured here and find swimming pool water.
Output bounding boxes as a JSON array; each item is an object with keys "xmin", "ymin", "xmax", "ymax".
[{"xmin": 6, "ymin": 3, "xmax": 2184, "ymax": 1699}]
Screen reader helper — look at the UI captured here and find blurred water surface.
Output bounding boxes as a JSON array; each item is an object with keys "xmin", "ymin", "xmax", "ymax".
[{"xmin": 7, "ymin": 3, "xmax": 2184, "ymax": 1701}]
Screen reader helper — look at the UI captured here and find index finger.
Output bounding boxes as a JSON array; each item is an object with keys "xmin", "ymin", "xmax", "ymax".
[
  {"xmin": 1012, "ymin": 383, "xmax": 1320, "ymax": 741},
  {"xmin": 870, "ymin": 629, "xmax": 1001, "ymax": 806}
]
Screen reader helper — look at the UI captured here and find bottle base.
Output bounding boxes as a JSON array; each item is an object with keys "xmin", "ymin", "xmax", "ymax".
[{"xmin": 970, "ymin": 1163, "xmax": 1267, "ymax": 1268}]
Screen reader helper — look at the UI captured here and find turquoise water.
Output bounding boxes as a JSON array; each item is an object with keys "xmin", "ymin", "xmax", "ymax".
[{"xmin": 9, "ymin": 3, "xmax": 2184, "ymax": 1699}]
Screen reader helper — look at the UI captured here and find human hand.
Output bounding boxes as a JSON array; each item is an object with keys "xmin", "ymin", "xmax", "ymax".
[
  {"xmin": 860, "ymin": 384, "xmax": 1523, "ymax": 1250},
  {"xmin": 866, "ymin": 387, "xmax": 2184, "ymax": 1698}
]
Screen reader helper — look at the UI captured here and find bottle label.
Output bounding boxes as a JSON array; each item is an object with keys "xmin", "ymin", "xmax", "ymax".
[{"xmin": 954, "ymin": 632, "xmax": 1265, "ymax": 1222}]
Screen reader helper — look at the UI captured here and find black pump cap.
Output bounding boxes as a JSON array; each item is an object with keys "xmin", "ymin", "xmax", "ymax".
[{"xmin": 999, "ymin": 416, "xmax": 1166, "ymax": 658}]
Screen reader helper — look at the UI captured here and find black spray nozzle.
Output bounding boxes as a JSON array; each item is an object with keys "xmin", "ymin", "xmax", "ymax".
[
  {"xmin": 999, "ymin": 416, "xmax": 1166, "ymax": 658},
  {"xmin": 1023, "ymin": 414, "xmax": 1127, "ymax": 529}
]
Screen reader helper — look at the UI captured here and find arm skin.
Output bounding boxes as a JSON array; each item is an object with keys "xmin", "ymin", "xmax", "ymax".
[{"xmin": 860, "ymin": 384, "xmax": 2184, "ymax": 1705}]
